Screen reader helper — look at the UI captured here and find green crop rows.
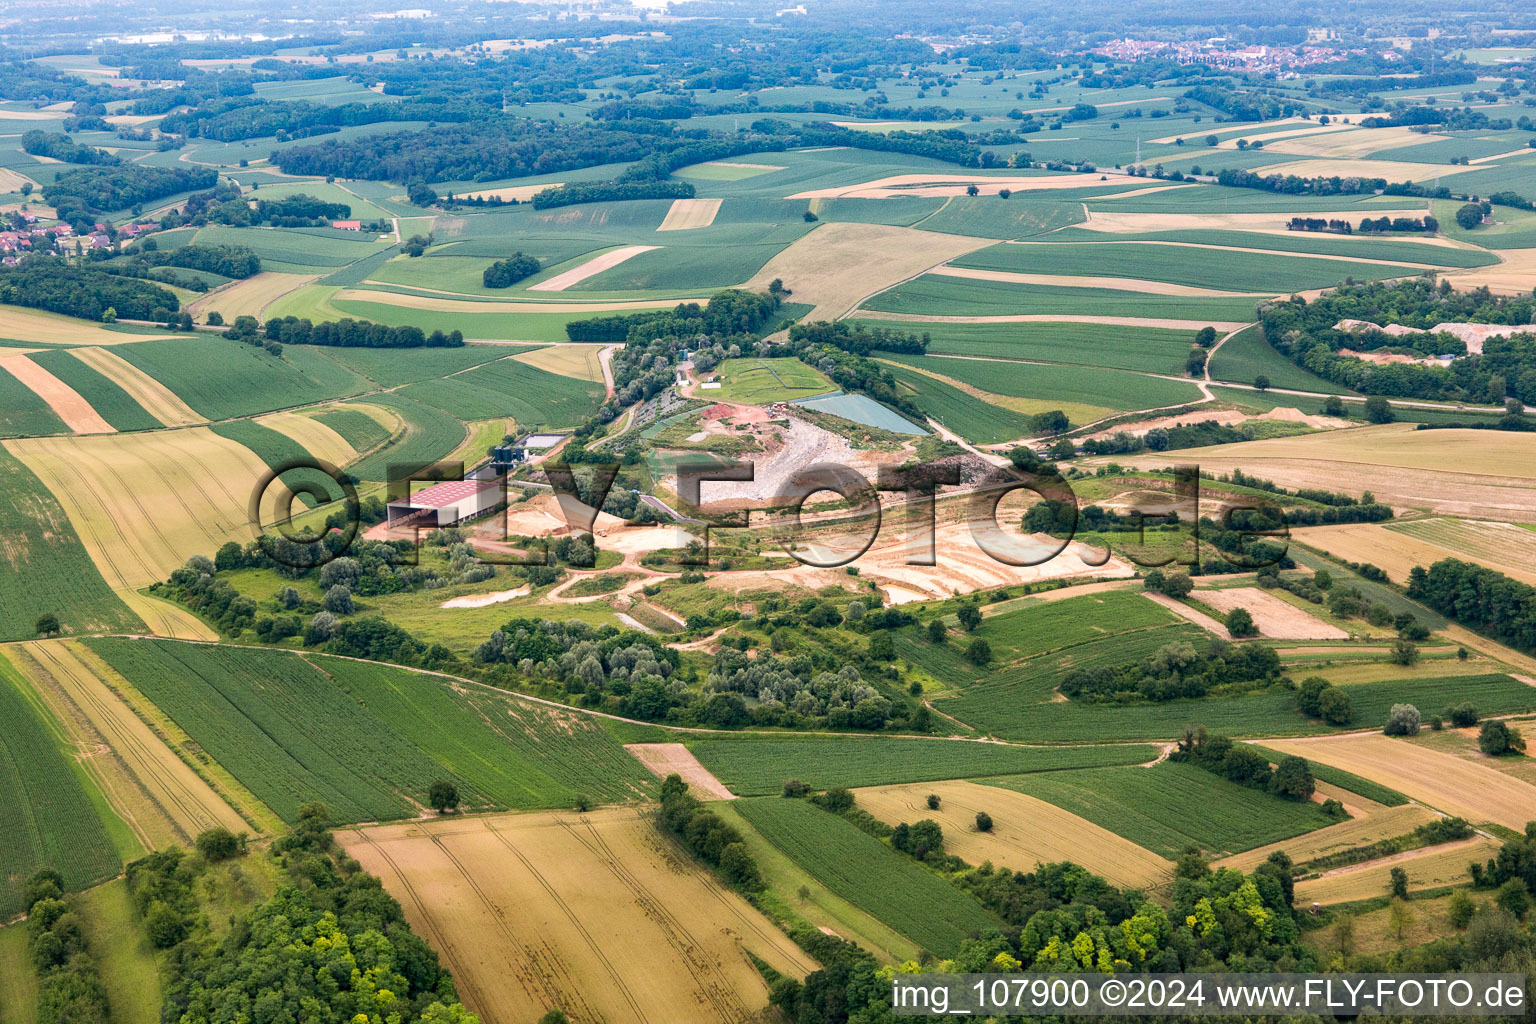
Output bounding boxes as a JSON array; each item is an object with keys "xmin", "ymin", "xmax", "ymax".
[
  {"xmin": 0, "ymin": 659, "xmax": 121, "ymax": 918},
  {"xmin": 114, "ymin": 336, "xmax": 371, "ymax": 420},
  {"xmin": 0, "ymin": 364, "xmax": 66, "ymax": 438},
  {"xmin": 862, "ymin": 275, "xmax": 1265, "ymax": 321},
  {"xmin": 312, "ymin": 407, "xmax": 392, "ymax": 453},
  {"xmin": 341, "ymin": 392, "xmax": 467, "ymax": 482},
  {"xmin": 735, "ymin": 797, "xmax": 998, "ymax": 956},
  {"xmin": 854, "ymin": 317, "xmax": 1201, "ymax": 375},
  {"xmin": 26, "ymin": 349, "xmax": 162, "ymax": 431},
  {"xmin": 686, "ymin": 736, "xmax": 1160, "ymax": 795},
  {"xmin": 399, "ymin": 355, "xmax": 604, "ymax": 426},
  {"xmin": 989, "ymin": 762, "xmax": 1336, "ymax": 858}
]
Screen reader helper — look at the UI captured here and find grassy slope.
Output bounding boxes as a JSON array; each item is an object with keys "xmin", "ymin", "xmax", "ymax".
[{"xmin": 113, "ymin": 336, "xmax": 371, "ymax": 420}]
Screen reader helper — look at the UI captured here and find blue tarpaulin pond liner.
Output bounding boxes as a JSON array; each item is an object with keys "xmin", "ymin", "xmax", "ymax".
[{"xmin": 793, "ymin": 391, "xmax": 928, "ymax": 435}]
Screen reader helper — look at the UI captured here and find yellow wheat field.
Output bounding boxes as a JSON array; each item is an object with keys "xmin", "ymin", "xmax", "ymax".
[
  {"xmin": 12, "ymin": 639, "xmax": 252, "ymax": 846},
  {"xmin": 0, "ymin": 353, "xmax": 114, "ymax": 433},
  {"xmin": 4, "ymin": 427, "xmax": 268, "ymax": 591},
  {"xmin": 1216, "ymin": 803, "xmax": 1437, "ymax": 873},
  {"xmin": 339, "ymin": 807, "xmax": 816, "ymax": 1024},
  {"xmin": 657, "ymin": 198, "xmax": 722, "ymax": 231},
  {"xmin": 254, "ymin": 410, "xmax": 358, "ymax": 468},
  {"xmin": 189, "ymin": 272, "xmax": 319, "ymax": 320},
  {"xmin": 854, "ymin": 781, "xmax": 1173, "ymax": 890},
  {"xmin": 1297, "ymin": 521, "xmax": 1536, "ymax": 588},
  {"xmin": 511, "ymin": 344, "xmax": 606, "ymax": 383},
  {"xmin": 0, "ymin": 305, "xmax": 178, "ymax": 346},
  {"xmin": 69, "ymin": 346, "xmax": 205, "ymax": 428},
  {"xmin": 1295, "ymin": 838, "xmax": 1497, "ymax": 905},
  {"xmin": 747, "ymin": 222, "xmax": 990, "ymax": 322},
  {"xmin": 1266, "ymin": 734, "xmax": 1536, "ymax": 830},
  {"xmin": 330, "ymin": 288, "xmax": 675, "ymax": 313}
]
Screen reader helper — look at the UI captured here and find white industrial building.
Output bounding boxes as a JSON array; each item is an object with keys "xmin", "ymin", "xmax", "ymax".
[{"xmin": 385, "ymin": 476, "xmax": 503, "ymax": 528}]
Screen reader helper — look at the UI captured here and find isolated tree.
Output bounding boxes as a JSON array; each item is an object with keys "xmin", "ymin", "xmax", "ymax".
[
  {"xmin": 1447, "ymin": 702, "xmax": 1479, "ymax": 728},
  {"xmin": 965, "ymin": 183, "xmax": 980, "ymax": 196},
  {"xmin": 195, "ymin": 827, "xmax": 240, "ymax": 861},
  {"xmin": 1388, "ymin": 898, "xmax": 1415, "ymax": 940},
  {"xmin": 1447, "ymin": 890, "xmax": 1476, "ymax": 929},
  {"xmin": 926, "ymin": 618, "xmax": 947, "ymax": 643},
  {"xmin": 782, "ymin": 779, "xmax": 810, "ymax": 798},
  {"xmin": 1253, "ymin": 374, "xmax": 1271, "ymax": 392},
  {"xmin": 573, "ymin": 793, "xmax": 592, "ymax": 812},
  {"xmin": 324, "ymin": 584, "xmax": 354, "ymax": 615},
  {"xmin": 1268, "ymin": 755, "xmax": 1315, "ymax": 801},
  {"xmin": 797, "ymin": 884, "xmax": 811, "ymax": 904},
  {"xmin": 206, "ymin": 311, "xmax": 224, "ymax": 326},
  {"xmin": 956, "ymin": 604, "xmax": 982, "ymax": 631},
  {"xmin": 34, "ymin": 612, "xmax": 60, "ymax": 638},
  {"xmin": 539, "ymin": 1012, "xmax": 571, "ymax": 1024},
  {"xmin": 1498, "ymin": 879, "xmax": 1530, "ymax": 919},
  {"xmin": 1391, "ymin": 639, "xmax": 1419, "ymax": 666},
  {"xmin": 1333, "ymin": 915, "xmax": 1355, "ymax": 956},
  {"xmin": 1456, "ymin": 202, "xmax": 1485, "ymax": 230},
  {"xmin": 975, "ymin": 811, "xmax": 993, "ymax": 832},
  {"xmin": 869, "ymin": 631, "xmax": 894, "ymax": 661},
  {"xmin": 1323, "ymin": 396, "xmax": 1346, "ymax": 417},
  {"xmin": 966, "ymin": 637, "xmax": 992, "ymax": 665},
  {"xmin": 1194, "ymin": 326, "xmax": 1217, "ymax": 348},
  {"xmin": 1318, "ymin": 686, "xmax": 1354, "ymax": 726},
  {"xmin": 1480, "ymin": 720, "xmax": 1526, "ymax": 756},
  {"xmin": 1390, "ymin": 866, "xmax": 1410, "ymax": 899},
  {"xmin": 1364, "ymin": 396, "xmax": 1396, "ymax": 424},
  {"xmin": 1225, "ymin": 607, "xmax": 1257, "ymax": 637},
  {"xmin": 1385, "ymin": 703, "xmax": 1422, "ymax": 736},
  {"xmin": 429, "ymin": 780, "xmax": 459, "ymax": 813},
  {"xmin": 926, "ymin": 794, "xmax": 940, "ymax": 810}
]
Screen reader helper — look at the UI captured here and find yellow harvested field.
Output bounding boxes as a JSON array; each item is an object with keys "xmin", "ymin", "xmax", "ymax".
[
  {"xmin": 1209, "ymin": 122, "xmax": 1362, "ymax": 150},
  {"xmin": 1266, "ymin": 734, "xmax": 1536, "ymax": 830},
  {"xmin": 254, "ymin": 410, "xmax": 358, "ymax": 468},
  {"xmin": 1114, "ymin": 424, "xmax": 1536, "ymax": 522},
  {"xmin": 339, "ymin": 808, "xmax": 816, "ymax": 1024},
  {"xmin": 454, "ymin": 182, "xmax": 563, "ymax": 202},
  {"xmin": 511, "ymin": 344, "xmax": 606, "ymax": 383},
  {"xmin": 189, "ymin": 271, "xmax": 319, "ymax": 319},
  {"xmin": 331, "ymin": 288, "xmax": 675, "ymax": 313},
  {"xmin": 747, "ymin": 222, "xmax": 990, "ymax": 322},
  {"xmin": 657, "ymin": 197, "xmax": 723, "ymax": 231},
  {"xmin": 0, "ymin": 166, "xmax": 35, "ymax": 191},
  {"xmin": 1216, "ymin": 803, "xmax": 1437, "ymax": 873},
  {"xmin": 1196, "ymin": 587, "xmax": 1349, "ymax": 639},
  {"xmin": 12, "ymin": 639, "xmax": 251, "ymax": 846},
  {"xmin": 0, "ymin": 109, "xmax": 67, "ymax": 120},
  {"xmin": 0, "ymin": 305, "xmax": 178, "ymax": 346},
  {"xmin": 789, "ymin": 172, "xmax": 1154, "ymax": 199},
  {"xmin": 1443, "ymin": 249, "xmax": 1536, "ymax": 295},
  {"xmin": 1298, "ymin": 521, "xmax": 1536, "ymax": 588},
  {"xmin": 69, "ymin": 346, "xmax": 205, "ymax": 428},
  {"xmin": 855, "ymin": 781, "xmax": 1173, "ymax": 890},
  {"xmin": 1295, "ymin": 838, "xmax": 1496, "ymax": 905},
  {"xmin": 1250, "ymin": 157, "xmax": 1474, "ymax": 183},
  {"xmin": 0, "ymin": 353, "xmax": 114, "ymax": 434},
  {"xmin": 1078, "ymin": 209, "xmax": 1430, "ymax": 235},
  {"xmin": 5, "ymin": 427, "xmax": 267, "ymax": 591},
  {"xmin": 119, "ymin": 589, "xmax": 219, "ymax": 641},
  {"xmin": 527, "ymin": 245, "xmax": 660, "ymax": 292},
  {"xmin": 1257, "ymin": 125, "xmax": 1445, "ymax": 159},
  {"xmin": 624, "ymin": 743, "xmax": 735, "ymax": 800},
  {"xmin": 853, "ymin": 311, "xmax": 1254, "ymax": 331},
  {"xmin": 931, "ymin": 264, "xmax": 1268, "ymax": 298}
]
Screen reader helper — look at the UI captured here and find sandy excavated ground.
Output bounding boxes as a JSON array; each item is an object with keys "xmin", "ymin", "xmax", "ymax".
[{"xmin": 1197, "ymin": 586, "xmax": 1348, "ymax": 640}]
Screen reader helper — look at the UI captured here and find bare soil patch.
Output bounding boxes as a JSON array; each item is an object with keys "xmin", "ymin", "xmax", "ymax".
[
  {"xmin": 657, "ymin": 198, "xmax": 723, "ymax": 231},
  {"xmin": 625, "ymin": 743, "xmax": 735, "ymax": 799},
  {"xmin": 1197, "ymin": 587, "xmax": 1348, "ymax": 639},
  {"xmin": 528, "ymin": 245, "xmax": 661, "ymax": 292},
  {"xmin": 0, "ymin": 354, "xmax": 114, "ymax": 434}
]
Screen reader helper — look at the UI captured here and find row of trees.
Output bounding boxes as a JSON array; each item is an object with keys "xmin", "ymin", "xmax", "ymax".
[
  {"xmin": 787, "ymin": 319, "xmax": 929, "ymax": 356},
  {"xmin": 481, "ymin": 252, "xmax": 540, "ymax": 288},
  {"xmin": 21, "ymin": 869, "xmax": 113, "ymax": 1024},
  {"xmin": 1408, "ymin": 558, "xmax": 1536, "ymax": 656},
  {"xmin": 262, "ymin": 315, "xmax": 465, "ymax": 348}
]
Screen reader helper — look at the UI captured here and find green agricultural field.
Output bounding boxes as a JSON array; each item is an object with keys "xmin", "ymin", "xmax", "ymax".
[
  {"xmin": 943, "ymin": 672, "xmax": 1536, "ymax": 743},
  {"xmin": 0, "ymin": 365, "xmax": 67, "ymax": 437},
  {"xmin": 24, "ymin": 349, "xmax": 162, "ymax": 432},
  {"xmin": 73, "ymin": 879, "xmax": 162, "ymax": 1024},
  {"xmin": 0, "ymin": 447, "xmax": 144, "ymax": 641},
  {"xmin": 884, "ymin": 353, "xmax": 1204, "ymax": 413},
  {"xmin": 0, "ymin": 923, "xmax": 37, "ymax": 1024},
  {"xmin": 879, "ymin": 362, "xmax": 1037, "ymax": 442},
  {"xmin": 988, "ymin": 762, "xmax": 1336, "ymax": 858},
  {"xmin": 210, "ymin": 419, "xmax": 334, "ymax": 507},
  {"xmin": 1085, "ymin": 185, "xmax": 1427, "ymax": 214},
  {"xmin": 327, "ymin": 297, "xmax": 626, "ymax": 342},
  {"xmin": 898, "ymin": 592, "xmax": 1188, "ymax": 692},
  {"xmin": 341, "ymin": 393, "xmax": 467, "ymax": 482},
  {"xmin": 192, "ymin": 224, "xmax": 389, "ymax": 273},
  {"xmin": 1046, "ymin": 227, "xmax": 1498, "ymax": 268},
  {"xmin": 686, "ymin": 736, "xmax": 1160, "ymax": 795},
  {"xmin": 0, "ymin": 658, "xmax": 122, "ymax": 918},
  {"xmin": 952, "ymin": 242, "xmax": 1420, "ymax": 293},
  {"xmin": 83, "ymin": 639, "xmax": 650, "ymax": 825},
  {"xmin": 571, "ymin": 243, "xmax": 788, "ymax": 291},
  {"xmin": 1207, "ymin": 325, "xmax": 1354, "ymax": 393},
  {"xmin": 367, "ymin": 244, "xmax": 600, "ymax": 296},
  {"xmin": 315, "ymin": 657, "xmax": 654, "ymax": 807},
  {"xmin": 312, "ymin": 407, "xmax": 393, "ymax": 454},
  {"xmin": 317, "ymin": 343, "xmax": 511, "ymax": 388},
  {"xmin": 244, "ymin": 179, "xmax": 393, "ymax": 222},
  {"xmin": 734, "ymin": 797, "xmax": 999, "ymax": 957},
  {"xmin": 113, "ymin": 336, "xmax": 371, "ymax": 420},
  {"xmin": 709, "ymin": 357, "xmax": 836, "ymax": 404},
  {"xmin": 862, "ymin": 275, "xmax": 1264, "ymax": 321},
  {"xmin": 915, "ymin": 195, "xmax": 1087, "ymax": 239},
  {"xmin": 1248, "ymin": 746, "xmax": 1408, "ymax": 806},
  {"xmin": 853, "ymin": 317, "xmax": 1201, "ymax": 374},
  {"xmin": 398, "ymin": 354, "xmax": 604, "ymax": 426},
  {"xmin": 811, "ymin": 196, "xmax": 946, "ymax": 227}
]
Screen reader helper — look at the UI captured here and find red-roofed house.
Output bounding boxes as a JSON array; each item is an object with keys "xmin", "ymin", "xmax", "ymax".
[{"xmin": 331, "ymin": 220, "xmax": 363, "ymax": 231}]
